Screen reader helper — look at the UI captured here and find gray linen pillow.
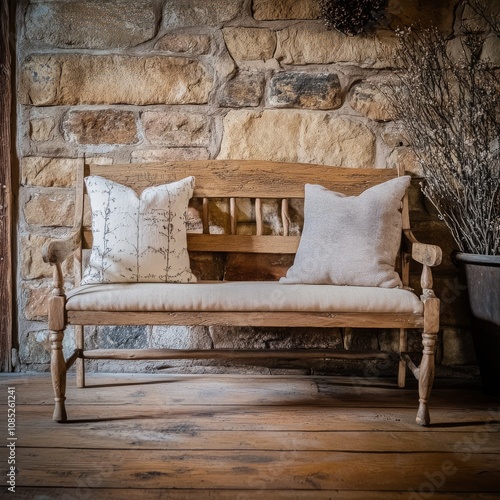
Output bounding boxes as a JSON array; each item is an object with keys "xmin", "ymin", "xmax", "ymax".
[{"xmin": 280, "ymin": 176, "xmax": 411, "ymax": 288}]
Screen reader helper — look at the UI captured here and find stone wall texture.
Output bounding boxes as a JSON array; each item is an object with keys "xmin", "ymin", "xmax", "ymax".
[{"xmin": 16, "ymin": 0, "xmax": 480, "ymax": 379}]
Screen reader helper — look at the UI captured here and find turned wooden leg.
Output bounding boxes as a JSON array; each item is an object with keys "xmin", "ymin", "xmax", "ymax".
[
  {"xmin": 75, "ymin": 325, "xmax": 85, "ymax": 388},
  {"xmin": 416, "ymin": 293, "xmax": 440, "ymax": 426},
  {"xmin": 49, "ymin": 293, "xmax": 67, "ymax": 422},
  {"xmin": 416, "ymin": 333, "xmax": 437, "ymax": 426},
  {"xmin": 50, "ymin": 330, "xmax": 67, "ymax": 422}
]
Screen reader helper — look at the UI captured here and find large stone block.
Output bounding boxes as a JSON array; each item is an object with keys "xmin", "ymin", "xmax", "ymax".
[
  {"xmin": 222, "ymin": 27, "xmax": 276, "ymax": 61},
  {"xmin": 142, "ymin": 111, "xmax": 211, "ymax": 147},
  {"xmin": 218, "ymin": 110, "xmax": 375, "ymax": 167},
  {"xmin": 21, "ymin": 157, "xmax": 82, "ymax": 187},
  {"xmin": 98, "ymin": 326, "xmax": 148, "ymax": 349},
  {"xmin": 275, "ymin": 27, "xmax": 396, "ymax": 68},
  {"xmin": 29, "ymin": 117, "xmax": 56, "ymax": 142},
  {"xmin": 220, "ymin": 72, "xmax": 265, "ymax": 107},
  {"xmin": 21, "ymin": 55, "xmax": 212, "ymax": 106},
  {"xmin": 24, "ymin": 189, "xmax": 75, "ymax": 226},
  {"xmin": 18, "ymin": 328, "xmax": 76, "ymax": 366},
  {"xmin": 268, "ymin": 72, "xmax": 342, "ymax": 109},
  {"xmin": 210, "ymin": 326, "xmax": 342, "ymax": 349},
  {"xmin": 349, "ymin": 82, "xmax": 393, "ymax": 121},
  {"xmin": 253, "ymin": 0, "xmax": 320, "ymax": 20},
  {"xmin": 19, "ymin": 330, "xmax": 50, "ymax": 364},
  {"xmin": 151, "ymin": 326, "xmax": 212, "ymax": 349},
  {"xmin": 155, "ymin": 34, "xmax": 211, "ymax": 55},
  {"xmin": 22, "ymin": 282, "xmax": 50, "ymax": 321},
  {"xmin": 164, "ymin": 0, "xmax": 242, "ymax": 27},
  {"xmin": 63, "ymin": 110, "xmax": 138, "ymax": 145},
  {"xmin": 25, "ymin": 1, "xmax": 160, "ymax": 49}
]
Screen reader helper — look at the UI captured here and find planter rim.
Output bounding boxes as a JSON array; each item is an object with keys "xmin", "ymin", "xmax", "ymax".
[{"xmin": 454, "ymin": 252, "xmax": 500, "ymax": 267}]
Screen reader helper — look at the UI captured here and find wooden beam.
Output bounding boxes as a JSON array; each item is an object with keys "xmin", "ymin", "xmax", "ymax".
[
  {"xmin": 401, "ymin": 353, "xmax": 420, "ymax": 380},
  {"xmin": 0, "ymin": 0, "xmax": 12, "ymax": 372},
  {"xmin": 87, "ymin": 161, "xmax": 398, "ymax": 198},
  {"xmin": 82, "ymin": 348, "xmax": 393, "ymax": 361},
  {"xmin": 83, "ymin": 231, "xmax": 302, "ymax": 253},
  {"xmin": 65, "ymin": 349, "xmax": 81, "ymax": 371},
  {"xmin": 187, "ymin": 234, "xmax": 300, "ymax": 253},
  {"xmin": 67, "ymin": 311, "xmax": 425, "ymax": 329}
]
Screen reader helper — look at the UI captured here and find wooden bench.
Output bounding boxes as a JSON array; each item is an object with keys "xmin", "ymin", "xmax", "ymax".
[{"xmin": 43, "ymin": 160, "xmax": 442, "ymax": 425}]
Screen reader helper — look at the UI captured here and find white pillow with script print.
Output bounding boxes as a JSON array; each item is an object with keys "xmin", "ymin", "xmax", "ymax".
[{"xmin": 81, "ymin": 175, "xmax": 196, "ymax": 284}]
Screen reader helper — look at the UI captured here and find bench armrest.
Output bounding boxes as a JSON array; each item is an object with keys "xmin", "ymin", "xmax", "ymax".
[
  {"xmin": 42, "ymin": 230, "xmax": 81, "ymax": 265},
  {"xmin": 403, "ymin": 230, "xmax": 442, "ymax": 267},
  {"xmin": 403, "ymin": 230, "xmax": 442, "ymax": 299},
  {"xmin": 42, "ymin": 230, "xmax": 81, "ymax": 297}
]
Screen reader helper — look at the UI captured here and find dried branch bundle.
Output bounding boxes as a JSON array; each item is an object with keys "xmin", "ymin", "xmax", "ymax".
[{"xmin": 385, "ymin": 6, "xmax": 500, "ymax": 255}]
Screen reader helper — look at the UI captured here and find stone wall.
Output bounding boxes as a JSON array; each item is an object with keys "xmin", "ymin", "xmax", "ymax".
[{"xmin": 15, "ymin": 0, "xmax": 478, "ymax": 377}]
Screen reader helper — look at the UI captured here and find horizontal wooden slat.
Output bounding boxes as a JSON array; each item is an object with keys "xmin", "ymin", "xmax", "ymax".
[
  {"xmin": 87, "ymin": 160, "xmax": 398, "ymax": 198},
  {"xmin": 187, "ymin": 234, "xmax": 300, "ymax": 253},
  {"xmin": 67, "ymin": 311, "xmax": 425, "ymax": 328},
  {"xmin": 81, "ymin": 348, "xmax": 392, "ymax": 361},
  {"xmin": 83, "ymin": 231, "xmax": 301, "ymax": 253}
]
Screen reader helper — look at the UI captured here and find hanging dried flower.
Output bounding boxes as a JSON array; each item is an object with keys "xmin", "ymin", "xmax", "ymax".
[{"xmin": 318, "ymin": 0, "xmax": 388, "ymax": 36}]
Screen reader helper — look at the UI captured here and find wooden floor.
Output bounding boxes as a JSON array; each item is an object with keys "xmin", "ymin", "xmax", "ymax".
[{"xmin": 1, "ymin": 372, "xmax": 500, "ymax": 499}]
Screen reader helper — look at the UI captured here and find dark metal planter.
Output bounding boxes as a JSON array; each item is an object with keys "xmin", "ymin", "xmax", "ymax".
[{"xmin": 455, "ymin": 253, "xmax": 500, "ymax": 395}]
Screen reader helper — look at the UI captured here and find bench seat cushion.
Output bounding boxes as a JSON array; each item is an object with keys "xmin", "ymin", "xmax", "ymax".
[{"xmin": 66, "ymin": 281, "xmax": 423, "ymax": 314}]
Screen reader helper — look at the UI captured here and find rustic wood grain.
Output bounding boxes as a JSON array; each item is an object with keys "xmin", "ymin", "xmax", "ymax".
[
  {"xmin": 0, "ymin": 0, "xmax": 12, "ymax": 371},
  {"xmin": 1, "ymin": 372, "xmax": 498, "ymax": 496},
  {"xmin": 14, "ymin": 489, "xmax": 500, "ymax": 500},
  {"xmin": 66, "ymin": 310, "xmax": 425, "ymax": 328},
  {"xmin": 86, "ymin": 161, "xmax": 398, "ymax": 198},
  {"xmin": 13, "ymin": 422, "xmax": 500, "ymax": 453},
  {"xmin": 86, "ymin": 222, "xmax": 300, "ymax": 252},
  {"xmin": 15, "ymin": 448, "xmax": 500, "ymax": 491},
  {"xmin": 187, "ymin": 233, "xmax": 301, "ymax": 253},
  {"xmin": 8, "ymin": 400, "xmax": 499, "ymax": 431},
  {"xmin": 81, "ymin": 348, "xmax": 392, "ymax": 361}
]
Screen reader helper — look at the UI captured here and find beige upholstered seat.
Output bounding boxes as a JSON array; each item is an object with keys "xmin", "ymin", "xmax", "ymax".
[{"xmin": 66, "ymin": 281, "xmax": 424, "ymax": 314}]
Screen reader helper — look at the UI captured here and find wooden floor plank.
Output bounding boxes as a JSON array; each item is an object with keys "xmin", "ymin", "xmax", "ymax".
[
  {"xmin": 12, "ymin": 405, "xmax": 500, "ymax": 452},
  {"xmin": 13, "ymin": 403, "xmax": 500, "ymax": 432},
  {"xmin": 16, "ymin": 448, "xmax": 500, "ymax": 491},
  {"xmin": 2, "ymin": 373, "xmax": 498, "ymax": 409},
  {"xmin": 1, "ymin": 373, "xmax": 499, "ymax": 497},
  {"xmin": 14, "ymin": 425, "xmax": 500, "ymax": 453},
  {"xmin": 13, "ymin": 488, "xmax": 500, "ymax": 500}
]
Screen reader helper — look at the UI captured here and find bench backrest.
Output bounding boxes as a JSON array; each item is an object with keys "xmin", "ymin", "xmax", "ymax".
[{"xmin": 75, "ymin": 160, "xmax": 407, "ymax": 281}]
